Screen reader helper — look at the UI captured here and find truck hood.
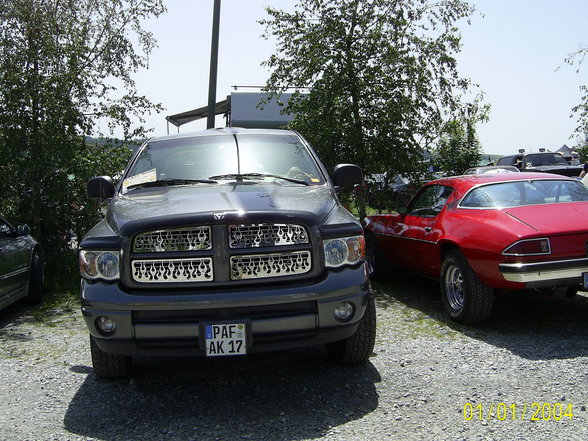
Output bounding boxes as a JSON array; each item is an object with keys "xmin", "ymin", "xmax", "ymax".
[
  {"xmin": 502, "ymin": 202, "xmax": 588, "ymax": 235},
  {"xmin": 105, "ymin": 183, "xmax": 339, "ymax": 234}
]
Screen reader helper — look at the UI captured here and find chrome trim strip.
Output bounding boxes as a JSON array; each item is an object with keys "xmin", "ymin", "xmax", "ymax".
[
  {"xmin": 134, "ymin": 314, "xmax": 316, "ymax": 340},
  {"xmin": 456, "ymin": 177, "xmax": 577, "ymax": 209},
  {"xmin": 502, "ymin": 238, "xmax": 551, "ymax": 256},
  {"xmin": 500, "ymin": 258, "xmax": 588, "ymax": 283},
  {"xmin": 0, "ymin": 267, "xmax": 28, "ymax": 280},
  {"xmin": 374, "ymin": 233, "xmax": 436, "ymax": 245}
]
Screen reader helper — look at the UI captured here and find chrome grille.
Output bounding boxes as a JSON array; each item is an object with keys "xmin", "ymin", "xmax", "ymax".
[
  {"xmin": 229, "ymin": 224, "xmax": 308, "ymax": 249},
  {"xmin": 132, "ymin": 258, "xmax": 213, "ymax": 283},
  {"xmin": 231, "ymin": 251, "xmax": 311, "ymax": 280},
  {"xmin": 133, "ymin": 227, "xmax": 211, "ymax": 252}
]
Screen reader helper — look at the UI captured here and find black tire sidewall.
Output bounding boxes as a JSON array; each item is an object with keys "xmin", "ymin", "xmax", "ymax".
[
  {"xmin": 440, "ymin": 251, "xmax": 467, "ymax": 320},
  {"xmin": 440, "ymin": 249, "xmax": 493, "ymax": 324},
  {"xmin": 27, "ymin": 251, "xmax": 44, "ymax": 304}
]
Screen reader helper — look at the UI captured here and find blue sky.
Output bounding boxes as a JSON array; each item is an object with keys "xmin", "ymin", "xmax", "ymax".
[{"xmin": 134, "ymin": 0, "xmax": 588, "ymax": 156}]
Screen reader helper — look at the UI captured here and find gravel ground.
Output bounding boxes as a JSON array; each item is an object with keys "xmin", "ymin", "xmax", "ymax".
[{"xmin": 1, "ymin": 277, "xmax": 587, "ymax": 441}]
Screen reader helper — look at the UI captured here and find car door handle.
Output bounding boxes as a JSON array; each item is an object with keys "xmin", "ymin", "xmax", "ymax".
[{"xmin": 424, "ymin": 227, "xmax": 432, "ymax": 233}]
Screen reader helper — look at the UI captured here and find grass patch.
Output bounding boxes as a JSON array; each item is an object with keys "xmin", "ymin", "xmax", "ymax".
[
  {"xmin": 372, "ymin": 283, "xmax": 463, "ymax": 340},
  {"xmin": 31, "ymin": 289, "xmax": 79, "ymax": 324}
]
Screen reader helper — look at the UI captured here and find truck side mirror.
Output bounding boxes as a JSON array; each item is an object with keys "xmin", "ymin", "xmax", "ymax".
[
  {"xmin": 333, "ymin": 164, "xmax": 363, "ymax": 191},
  {"xmin": 88, "ymin": 176, "xmax": 115, "ymax": 200}
]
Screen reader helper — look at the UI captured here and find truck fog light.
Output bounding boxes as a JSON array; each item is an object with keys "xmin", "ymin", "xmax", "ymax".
[
  {"xmin": 96, "ymin": 316, "xmax": 117, "ymax": 335},
  {"xmin": 334, "ymin": 302, "xmax": 355, "ymax": 322}
]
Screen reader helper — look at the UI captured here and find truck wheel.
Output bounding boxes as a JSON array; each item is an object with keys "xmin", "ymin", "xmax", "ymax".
[
  {"xmin": 90, "ymin": 336, "xmax": 132, "ymax": 379},
  {"xmin": 440, "ymin": 249, "xmax": 493, "ymax": 324},
  {"xmin": 327, "ymin": 294, "xmax": 376, "ymax": 363},
  {"xmin": 26, "ymin": 250, "xmax": 44, "ymax": 305}
]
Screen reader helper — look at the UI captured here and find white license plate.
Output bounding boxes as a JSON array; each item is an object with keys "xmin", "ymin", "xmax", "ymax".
[
  {"xmin": 204, "ymin": 323, "xmax": 247, "ymax": 357},
  {"xmin": 583, "ymin": 272, "xmax": 588, "ymax": 289}
]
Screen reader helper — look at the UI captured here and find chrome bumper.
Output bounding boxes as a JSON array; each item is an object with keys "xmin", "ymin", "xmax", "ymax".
[{"xmin": 499, "ymin": 257, "xmax": 588, "ymax": 286}]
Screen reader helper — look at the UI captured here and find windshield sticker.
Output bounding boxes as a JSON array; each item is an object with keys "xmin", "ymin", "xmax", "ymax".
[{"xmin": 122, "ymin": 168, "xmax": 157, "ymax": 192}]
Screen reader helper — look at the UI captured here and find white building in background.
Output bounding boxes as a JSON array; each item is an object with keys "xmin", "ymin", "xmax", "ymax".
[{"xmin": 166, "ymin": 89, "xmax": 302, "ymax": 133}]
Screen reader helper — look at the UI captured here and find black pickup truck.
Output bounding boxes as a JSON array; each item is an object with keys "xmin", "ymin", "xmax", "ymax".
[
  {"xmin": 497, "ymin": 152, "xmax": 582, "ymax": 177},
  {"xmin": 80, "ymin": 128, "xmax": 375, "ymax": 378}
]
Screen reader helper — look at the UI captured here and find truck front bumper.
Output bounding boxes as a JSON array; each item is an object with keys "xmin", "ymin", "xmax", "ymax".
[{"xmin": 81, "ymin": 265, "xmax": 370, "ymax": 357}]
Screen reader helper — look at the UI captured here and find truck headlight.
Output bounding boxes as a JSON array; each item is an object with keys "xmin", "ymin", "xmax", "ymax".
[
  {"xmin": 80, "ymin": 250, "xmax": 120, "ymax": 281},
  {"xmin": 323, "ymin": 236, "xmax": 365, "ymax": 268}
]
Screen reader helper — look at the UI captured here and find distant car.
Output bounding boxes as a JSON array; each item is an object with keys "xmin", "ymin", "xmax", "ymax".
[
  {"xmin": 497, "ymin": 152, "xmax": 582, "ymax": 177},
  {"xmin": 463, "ymin": 165, "xmax": 520, "ymax": 175},
  {"xmin": 364, "ymin": 173, "xmax": 588, "ymax": 324},
  {"xmin": 0, "ymin": 216, "xmax": 44, "ymax": 310},
  {"xmin": 366, "ymin": 173, "xmax": 433, "ymax": 210}
]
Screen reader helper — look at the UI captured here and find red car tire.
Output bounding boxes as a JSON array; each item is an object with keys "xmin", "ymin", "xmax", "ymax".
[{"xmin": 440, "ymin": 250, "xmax": 494, "ymax": 324}]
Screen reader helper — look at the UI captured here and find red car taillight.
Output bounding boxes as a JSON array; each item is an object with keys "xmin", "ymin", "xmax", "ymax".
[{"xmin": 503, "ymin": 238, "xmax": 551, "ymax": 256}]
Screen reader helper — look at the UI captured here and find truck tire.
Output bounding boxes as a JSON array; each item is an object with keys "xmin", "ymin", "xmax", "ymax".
[
  {"xmin": 90, "ymin": 336, "xmax": 132, "ymax": 379},
  {"xmin": 327, "ymin": 294, "xmax": 376, "ymax": 363}
]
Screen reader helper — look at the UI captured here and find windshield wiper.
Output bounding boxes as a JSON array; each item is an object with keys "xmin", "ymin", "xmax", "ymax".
[
  {"xmin": 126, "ymin": 178, "xmax": 218, "ymax": 191},
  {"xmin": 208, "ymin": 173, "xmax": 309, "ymax": 186}
]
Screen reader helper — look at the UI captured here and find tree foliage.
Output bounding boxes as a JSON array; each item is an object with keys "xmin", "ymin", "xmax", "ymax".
[
  {"xmin": 261, "ymin": 0, "xmax": 480, "ymax": 217},
  {"xmin": 0, "ymin": 0, "xmax": 165, "ymax": 290},
  {"xmin": 574, "ymin": 142, "xmax": 588, "ymax": 163},
  {"xmin": 566, "ymin": 45, "xmax": 588, "ymax": 138},
  {"xmin": 433, "ymin": 96, "xmax": 488, "ymax": 175},
  {"xmin": 434, "ymin": 120, "xmax": 481, "ymax": 175}
]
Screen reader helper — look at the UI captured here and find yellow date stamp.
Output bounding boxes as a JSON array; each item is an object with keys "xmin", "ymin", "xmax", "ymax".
[{"xmin": 463, "ymin": 402, "xmax": 574, "ymax": 421}]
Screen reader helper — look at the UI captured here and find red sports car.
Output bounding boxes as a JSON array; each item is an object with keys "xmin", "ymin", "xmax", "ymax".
[{"xmin": 363, "ymin": 172, "xmax": 588, "ymax": 324}]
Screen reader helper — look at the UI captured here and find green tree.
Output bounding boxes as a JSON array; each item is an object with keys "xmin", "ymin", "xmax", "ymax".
[
  {"xmin": 433, "ymin": 96, "xmax": 489, "ymax": 175},
  {"xmin": 261, "ymin": 0, "xmax": 478, "ymax": 218},
  {"xmin": 434, "ymin": 120, "xmax": 481, "ymax": 175},
  {"xmin": 565, "ymin": 45, "xmax": 588, "ymax": 138},
  {"xmin": 574, "ymin": 142, "xmax": 588, "ymax": 163},
  {"xmin": 0, "ymin": 0, "xmax": 165, "ymax": 289}
]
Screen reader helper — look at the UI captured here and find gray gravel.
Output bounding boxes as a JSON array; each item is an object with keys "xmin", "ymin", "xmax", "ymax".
[{"xmin": 1, "ymin": 277, "xmax": 587, "ymax": 441}]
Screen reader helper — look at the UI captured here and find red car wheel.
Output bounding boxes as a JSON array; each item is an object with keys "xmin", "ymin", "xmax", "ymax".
[{"xmin": 440, "ymin": 250, "xmax": 494, "ymax": 324}]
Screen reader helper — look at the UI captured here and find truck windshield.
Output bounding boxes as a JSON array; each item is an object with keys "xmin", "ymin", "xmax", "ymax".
[
  {"xmin": 123, "ymin": 133, "xmax": 325, "ymax": 191},
  {"xmin": 524, "ymin": 153, "xmax": 568, "ymax": 167}
]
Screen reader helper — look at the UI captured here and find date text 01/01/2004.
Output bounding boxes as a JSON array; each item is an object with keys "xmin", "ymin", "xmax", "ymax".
[{"xmin": 463, "ymin": 403, "xmax": 574, "ymax": 421}]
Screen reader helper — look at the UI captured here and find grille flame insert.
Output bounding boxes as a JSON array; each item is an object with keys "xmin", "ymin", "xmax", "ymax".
[
  {"xmin": 133, "ymin": 227, "xmax": 211, "ymax": 252},
  {"xmin": 231, "ymin": 251, "xmax": 311, "ymax": 280},
  {"xmin": 229, "ymin": 224, "xmax": 308, "ymax": 249},
  {"xmin": 132, "ymin": 258, "xmax": 213, "ymax": 283}
]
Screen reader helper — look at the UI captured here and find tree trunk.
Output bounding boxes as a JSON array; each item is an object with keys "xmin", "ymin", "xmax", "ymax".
[
  {"xmin": 27, "ymin": 5, "xmax": 42, "ymax": 239},
  {"xmin": 345, "ymin": 0, "xmax": 367, "ymax": 220}
]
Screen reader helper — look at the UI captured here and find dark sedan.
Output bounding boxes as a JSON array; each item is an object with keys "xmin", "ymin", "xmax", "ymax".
[{"xmin": 0, "ymin": 216, "xmax": 44, "ymax": 310}]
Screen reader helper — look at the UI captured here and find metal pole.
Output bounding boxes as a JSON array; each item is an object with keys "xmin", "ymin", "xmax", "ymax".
[{"xmin": 207, "ymin": 0, "xmax": 221, "ymax": 129}]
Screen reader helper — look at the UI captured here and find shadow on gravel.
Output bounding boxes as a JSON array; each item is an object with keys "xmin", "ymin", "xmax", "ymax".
[
  {"xmin": 0, "ymin": 302, "xmax": 38, "ymax": 342},
  {"xmin": 64, "ymin": 349, "xmax": 380, "ymax": 441},
  {"xmin": 374, "ymin": 275, "xmax": 588, "ymax": 361},
  {"xmin": 0, "ymin": 301, "xmax": 33, "ymax": 326}
]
